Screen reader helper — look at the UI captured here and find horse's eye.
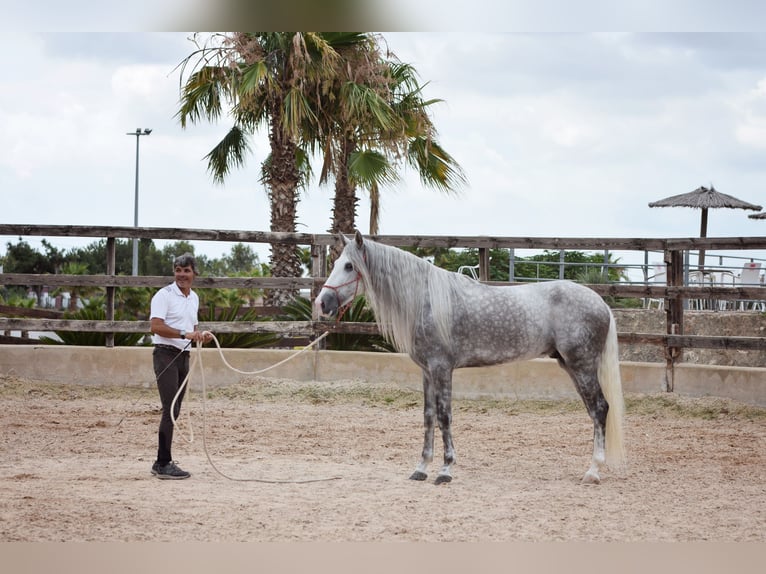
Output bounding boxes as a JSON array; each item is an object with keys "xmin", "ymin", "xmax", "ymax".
[{"xmin": 344, "ymin": 262, "xmax": 354, "ymax": 272}]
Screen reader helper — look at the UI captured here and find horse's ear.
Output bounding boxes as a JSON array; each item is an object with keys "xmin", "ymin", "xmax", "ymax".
[
  {"xmin": 354, "ymin": 229, "xmax": 364, "ymax": 250},
  {"xmin": 337, "ymin": 232, "xmax": 349, "ymax": 246}
]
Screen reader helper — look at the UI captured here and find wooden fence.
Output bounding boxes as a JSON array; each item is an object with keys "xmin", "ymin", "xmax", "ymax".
[{"xmin": 1, "ymin": 224, "xmax": 766, "ymax": 391}]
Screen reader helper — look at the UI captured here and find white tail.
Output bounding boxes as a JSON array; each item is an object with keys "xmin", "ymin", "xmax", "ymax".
[{"xmin": 598, "ymin": 313, "xmax": 626, "ymax": 471}]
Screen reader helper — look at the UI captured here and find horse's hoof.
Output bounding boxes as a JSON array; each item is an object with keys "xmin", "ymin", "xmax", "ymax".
[
  {"xmin": 434, "ymin": 474, "xmax": 452, "ymax": 485},
  {"xmin": 409, "ymin": 471, "xmax": 428, "ymax": 481},
  {"xmin": 581, "ymin": 471, "xmax": 601, "ymax": 485}
]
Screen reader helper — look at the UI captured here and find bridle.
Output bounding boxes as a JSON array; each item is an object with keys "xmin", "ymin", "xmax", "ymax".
[
  {"xmin": 322, "ymin": 249, "xmax": 367, "ymax": 322},
  {"xmin": 321, "ymin": 269, "xmax": 362, "ymax": 322}
]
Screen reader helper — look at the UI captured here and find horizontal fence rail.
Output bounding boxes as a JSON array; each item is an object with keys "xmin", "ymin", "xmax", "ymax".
[
  {"xmin": 1, "ymin": 317, "xmax": 765, "ymax": 352},
  {"xmin": 2, "ymin": 273, "xmax": 765, "ymax": 300},
  {"xmin": 3, "ymin": 223, "xmax": 766, "ymax": 249}
]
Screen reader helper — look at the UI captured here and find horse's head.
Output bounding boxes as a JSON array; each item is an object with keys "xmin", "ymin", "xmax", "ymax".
[{"xmin": 315, "ymin": 230, "xmax": 367, "ymax": 318}]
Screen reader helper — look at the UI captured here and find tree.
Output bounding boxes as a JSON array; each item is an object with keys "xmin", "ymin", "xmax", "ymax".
[
  {"xmin": 519, "ymin": 250, "xmax": 626, "ymax": 283},
  {"xmin": 176, "ymin": 33, "xmax": 466, "ymax": 300},
  {"xmin": 364, "ymin": 60, "xmax": 466, "ymax": 235},
  {"xmin": 308, "ymin": 33, "xmax": 398, "ymax": 239},
  {"xmin": 3, "ymin": 238, "xmax": 64, "ymax": 301},
  {"xmin": 406, "ymin": 247, "xmax": 628, "ymax": 284},
  {"xmin": 67, "ymin": 238, "xmax": 165, "ymax": 276},
  {"xmin": 311, "ymin": 39, "xmax": 466, "ymax": 240},
  {"xmin": 158, "ymin": 241, "xmax": 196, "ymax": 272},
  {"xmin": 3, "ymin": 238, "xmax": 62, "ymax": 275},
  {"xmin": 177, "ymin": 32, "xmax": 344, "ymax": 305},
  {"xmin": 225, "ymin": 243, "xmax": 258, "ymax": 274}
]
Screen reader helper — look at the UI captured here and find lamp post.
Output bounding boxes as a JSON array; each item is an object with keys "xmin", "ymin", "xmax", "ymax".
[{"xmin": 127, "ymin": 128, "xmax": 152, "ymax": 276}]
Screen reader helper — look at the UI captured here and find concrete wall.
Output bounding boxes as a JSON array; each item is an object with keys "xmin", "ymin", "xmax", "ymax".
[{"xmin": 1, "ymin": 344, "xmax": 764, "ymax": 406}]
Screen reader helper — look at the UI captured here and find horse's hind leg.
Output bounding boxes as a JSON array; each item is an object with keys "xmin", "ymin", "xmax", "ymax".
[
  {"xmin": 410, "ymin": 370, "xmax": 436, "ymax": 481},
  {"xmin": 557, "ymin": 357, "xmax": 609, "ymax": 484}
]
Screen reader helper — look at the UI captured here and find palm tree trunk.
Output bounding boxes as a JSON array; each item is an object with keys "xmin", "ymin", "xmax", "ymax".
[
  {"xmin": 329, "ymin": 137, "xmax": 359, "ymax": 261},
  {"xmin": 368, "ymin": 182, "xmax": 380, "ymax": 235},
  {"xmin": 264, "ymin": 117, "xmax": 302, "ymax": 306}
]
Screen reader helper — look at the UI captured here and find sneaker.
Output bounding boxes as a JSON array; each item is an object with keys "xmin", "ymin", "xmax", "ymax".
[{"xmin": 152, "ymin": 461, "xmax": 191, "ymax": 480}]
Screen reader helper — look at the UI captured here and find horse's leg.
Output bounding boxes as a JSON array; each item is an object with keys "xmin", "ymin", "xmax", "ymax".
[
  {"xmin": 433, "ymin": 365, "xmax": 456, "ymax": 485},
  {"xmin": 409, "ymin": 370, "xmax": 435, "ymax": 481},
  {"xmin": 556, "ymin": 355, "xmax": 609, "ymax": 484}
]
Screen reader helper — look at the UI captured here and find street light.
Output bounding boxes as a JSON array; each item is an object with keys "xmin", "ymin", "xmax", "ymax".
[{"xmin": 126, "ymin": 128, "xmax": 152, "ymax": 276}]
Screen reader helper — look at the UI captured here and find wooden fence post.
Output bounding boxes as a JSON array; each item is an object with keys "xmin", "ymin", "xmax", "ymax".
[
  {"xmin": 105, "ymin": 237, "xmax": 116, "ymax": 348},
  {"xmin": 478, "ymin": 248, "xmax": 490, "ymax": 281},
  {"xmin": 310, "ymin": 240, "xmax": 327, "ymax": 349},
  {"xmin": 663, "ymin": 248, "xmax": 684, "ymax": 392}
]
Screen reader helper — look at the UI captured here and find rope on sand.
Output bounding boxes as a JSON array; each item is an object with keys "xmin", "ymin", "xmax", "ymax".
[{"xmin": 170, "ymin": 331, "xmax": 341, "ymax": 483}]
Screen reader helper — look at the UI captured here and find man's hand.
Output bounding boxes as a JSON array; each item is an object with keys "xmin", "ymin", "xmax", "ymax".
[{"xmin": 190, "ymin": 330, "xmax": 214, "ymax": 344}]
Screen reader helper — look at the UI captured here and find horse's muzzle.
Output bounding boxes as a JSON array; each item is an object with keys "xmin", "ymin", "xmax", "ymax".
[{"xmin": 316, "ymin": 292, "xmax": 339, "ymax": 317}]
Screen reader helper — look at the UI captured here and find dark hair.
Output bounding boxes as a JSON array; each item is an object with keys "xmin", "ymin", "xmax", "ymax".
[{"xmin": 173, "ymin": 252, "xmax": 198, "ymax": 275}]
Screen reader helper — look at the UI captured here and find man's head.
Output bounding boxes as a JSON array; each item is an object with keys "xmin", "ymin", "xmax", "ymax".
[{"xmin": 173, "ymin": 252, "xmax": 198, "ymax": 276}]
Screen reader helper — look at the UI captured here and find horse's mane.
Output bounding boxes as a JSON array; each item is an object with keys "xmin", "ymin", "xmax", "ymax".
[{"xmin": 345, "ymin": 238, "xmax": 466, "ymax": 355}]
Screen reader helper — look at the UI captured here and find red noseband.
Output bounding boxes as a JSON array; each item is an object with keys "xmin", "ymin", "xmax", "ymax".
[{"xmin": 322, "ymin": 271, "xmax": 362, "ymax": 321}]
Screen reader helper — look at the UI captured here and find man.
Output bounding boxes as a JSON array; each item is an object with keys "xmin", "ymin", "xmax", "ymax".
[{"xmin": 149, "ymin": 252, "xmax": 212, "ymax": 479}]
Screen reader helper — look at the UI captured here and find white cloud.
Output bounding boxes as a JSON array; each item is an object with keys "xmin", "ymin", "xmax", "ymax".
[{"xmin": 732, "ymin": 78, "xmax": 766, "ymax": 148}]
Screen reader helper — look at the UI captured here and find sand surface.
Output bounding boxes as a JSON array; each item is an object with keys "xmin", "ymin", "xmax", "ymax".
[{"xmin": 1, "ymin": 375, "xmax": 764, "ymax": 542}]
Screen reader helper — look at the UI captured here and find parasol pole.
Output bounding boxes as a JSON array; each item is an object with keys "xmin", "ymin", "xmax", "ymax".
[{"xmin": 699, "ymin": 207, "xmax": 708, "ymax": 269}]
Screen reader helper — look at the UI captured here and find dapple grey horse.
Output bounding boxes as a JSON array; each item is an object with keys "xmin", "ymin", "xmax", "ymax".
[{"xmin": 316, "ymin": 231, "xmax": 625, "ymax": 485}]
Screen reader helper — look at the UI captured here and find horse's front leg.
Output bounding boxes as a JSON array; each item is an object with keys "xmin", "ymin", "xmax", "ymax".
[
  {"xmin": 434, "ymin": 366, "xmax": 456, "ymax": 485},
  {"xmin": 409, "ymin": 371, "xmax": 435, "ymax": 481}
]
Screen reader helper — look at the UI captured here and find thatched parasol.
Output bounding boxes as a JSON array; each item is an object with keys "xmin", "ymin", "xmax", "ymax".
[
  {"xmin": 748, "ymin": 211, "xmax": 766, "ymax": 220},
  {"xmin": 648, "ymin": 185, "xmax": 762, "ymax": 268}
]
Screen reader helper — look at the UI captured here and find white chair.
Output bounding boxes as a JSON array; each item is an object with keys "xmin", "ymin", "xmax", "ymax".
[
  {"xmin": 457, "ymin": 264, "xmax": 479, "ymax": 280},
  {"xmin": 736, "ymin": 262, "xmax": 764, "ymax": 311},
  {"xmin": 687, "ymin": 270, "xmax": 712, "ymax": 310},
  {"xmin": 713, "ymin": 270, "xmax": 736, "ymax": 310},
  {"xmin": 645, "ymin": 263, "xmax": 666, "ymax": 309}
]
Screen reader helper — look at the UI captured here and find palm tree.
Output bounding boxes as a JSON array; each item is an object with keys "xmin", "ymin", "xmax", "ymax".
[
  {"xmin": 177, "ymin": 33, "xmax": 465, "ymax": 289},
  {"xmin": 308, "ymin": 33, "xmax": 399, "ymax": 239},
  {"xmin": 177, "ymin": 32, "xmax": 342, "ymax": 305},
  {"xmin": 312, "ymin": 43, "xmax": 466, "ymax": 239},
  {"xmin": 366, "ymin": 60, "xmax": 466, "ymax": 235}
]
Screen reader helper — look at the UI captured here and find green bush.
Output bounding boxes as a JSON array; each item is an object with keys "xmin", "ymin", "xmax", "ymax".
[
  {"xmin": 39, "ymin": 307, "xmax": 146, "ymax": 346},
  {"xmin": 199, "ymin": 306, "xmax": 281, "ymax": 348},
  {"xmin": 282, "ymin": 296, "xmax": 395, "ymax": 352}
]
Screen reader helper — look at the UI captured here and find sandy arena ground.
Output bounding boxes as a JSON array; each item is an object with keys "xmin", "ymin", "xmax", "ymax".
[{"xmin": 1, "ymin": 374, "xmax": 764, "ymax": 542}]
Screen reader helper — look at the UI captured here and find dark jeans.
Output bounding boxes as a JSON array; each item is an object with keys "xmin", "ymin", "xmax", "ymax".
[{"xmin": 153, "ymin": 346, "xmax": 190, "ymax": 466}]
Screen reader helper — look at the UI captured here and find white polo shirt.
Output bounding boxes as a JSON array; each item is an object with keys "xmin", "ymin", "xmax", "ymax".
[{"xmin": 150, "ymin": 282, "xmax": 199, "ymax": 350}]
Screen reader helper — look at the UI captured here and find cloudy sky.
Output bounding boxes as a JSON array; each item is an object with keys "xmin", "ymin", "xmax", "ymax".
[{"xmin": 3, "ymin": 28, "xmax": 766, "ymax": 277}]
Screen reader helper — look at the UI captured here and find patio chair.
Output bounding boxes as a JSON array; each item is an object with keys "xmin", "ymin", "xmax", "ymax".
[
  {"xmin": 687, "ymin": 270, "xmax": 713, "ymax": 310},
  {"xmin": 713, "ymin": 270, "xmax": 736, "ymax": 310},
  {"xmin": 457, "ymin": 264, "xmax": 479, "ymax": 280},
  {"xmin": 736, "ymin": 262, "xmax": 764, "ymax": 311},
  {"xmin": 645, "ymin": 263, "xmax": 666, "ymax": 310}
]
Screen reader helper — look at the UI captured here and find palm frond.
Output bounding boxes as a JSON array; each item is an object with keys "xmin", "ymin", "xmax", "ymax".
[
  {"xmin": 348, "ymin": 150, "xmax": 398, "ymax": 188},
  {"xmin": 203, "ymin": 126, "xmax": 252, "ymax": 185},
  {"xmin": 283, "ymin": 88, "xmax": 318, "ymax": 137},
  {"xmin": 340, "ymin": 81, "xmax": 397, "ymax": 132},
  {"xmin": 176, "ymin": 65, "xmax": 233, "ymax": 128},
  {"xmin": 238, "ymin": 60, "xmax": 269, "ymax": 96},
  {"xmin": 407, "ymin": 137, "xmax": 467, "ymax": 193}
]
